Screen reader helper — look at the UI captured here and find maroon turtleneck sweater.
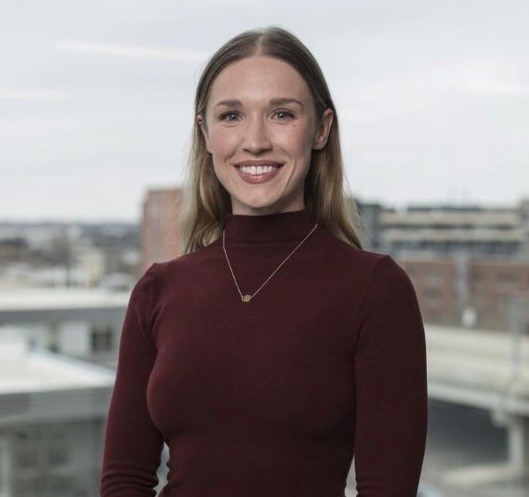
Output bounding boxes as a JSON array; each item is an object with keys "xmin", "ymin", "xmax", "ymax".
[{"xmin": 100, "ymin": 207, "xmax": 428, "ymax": 497}]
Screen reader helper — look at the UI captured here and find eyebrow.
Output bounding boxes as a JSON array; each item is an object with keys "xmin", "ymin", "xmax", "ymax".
[{"xmin": 213, "ymin": 98, "xmax": 304, "ymax": 109}]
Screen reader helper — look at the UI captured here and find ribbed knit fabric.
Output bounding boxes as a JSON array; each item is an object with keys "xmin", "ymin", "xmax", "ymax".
[{"xmin": 100, "ymin": 206, "xmax": 428, "ymax": 497}]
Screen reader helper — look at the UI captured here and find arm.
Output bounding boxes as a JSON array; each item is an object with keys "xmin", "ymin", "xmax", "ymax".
[
  {"xmin": 100, "ymin": 263, "xmax": 164, "ymax": 497},
  {"xmin": 353, "ymin": 255, "xmax": 428, "ymax": 497}
]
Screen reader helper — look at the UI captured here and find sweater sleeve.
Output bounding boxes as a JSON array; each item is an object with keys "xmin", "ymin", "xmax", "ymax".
[
  {"xmin": 353, "ymin": 255, "xmax": 428, "ymax": 497},
  {"xmin": 100, "ymin": 263, "xmax": 164, "ymax": 497}
]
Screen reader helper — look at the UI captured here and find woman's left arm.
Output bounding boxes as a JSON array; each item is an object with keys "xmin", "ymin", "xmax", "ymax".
[{"xmin": 352, "ymin": 254, "xmax": 428, "ymax": 497}]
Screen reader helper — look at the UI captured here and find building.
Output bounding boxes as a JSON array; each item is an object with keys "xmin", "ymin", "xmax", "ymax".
[
  {"xmin": 398, "ymin": 254, "xmax": 529, "ymax": 331},
  {"xmin": 141, "ymin": 188, "xmax": 183, "ymax": 271},
  {"xmin": 0, "ymin": 330, "xmax": 115, "ymax": 497},
  {"xmin": 0, "ymin": 288, "xmax": 130, "ymax": 368},
  {"xmin": 379, "ymin": 201, "xmax": 529, "ymax": 258}
]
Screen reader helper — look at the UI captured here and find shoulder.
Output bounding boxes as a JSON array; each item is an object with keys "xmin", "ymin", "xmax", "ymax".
[
  {"xmin": 144, "ymin": 241, "xmax": 219, "ymax": 290},
  {"xmin": 129, "ymin": 263, "xmax": 158, "ymax": 304},
  {"xmin": 365, "ymin": 252, "xmax": 415, "ymax": 295},
  {"xmin": 316, "ymin": 227, "xmax": 385, "ymax": 265},
  {"xmin": 358, "ymin": 252, "xmax": 416, "ymax": 306},
  {"xmin": 319, "ymin": 228, "xmax": 404, "ymax": 280},
  {"xmin": 357, "ymin": 251, "xmax": 422, "ymax": 326}
]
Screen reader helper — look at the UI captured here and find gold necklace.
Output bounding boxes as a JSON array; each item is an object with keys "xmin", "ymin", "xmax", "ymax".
[{"xmin": 222, "ymin": 221, "xmax": 318, "ymax": 303}]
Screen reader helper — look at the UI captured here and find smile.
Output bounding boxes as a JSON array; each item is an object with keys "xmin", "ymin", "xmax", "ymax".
[{"xmin": 234, "ymin": 163, "xmax": 284, "ymax": 184}]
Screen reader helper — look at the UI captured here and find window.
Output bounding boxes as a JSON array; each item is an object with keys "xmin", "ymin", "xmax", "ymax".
[
  {"xmin": 15, "ymin": 430, "xmax": 40, "ymax": 469},
  {"xmin": 13, "ymin": 426, "xmax": 74, "ymax": 496},
  {"xmin": 90, "ymin": 325, "xmax": 114, "ymax": 353},
  {"xmin": 47, "ymin": 431, "xmax": 69, "ymax": 466},
  {"xmin": 47, "ymin": 325, "xmax": 60, "ymax": 353}
]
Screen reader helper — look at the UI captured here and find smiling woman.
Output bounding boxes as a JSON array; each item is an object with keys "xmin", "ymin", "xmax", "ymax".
[
  {"xmin": 99, "ymin": 25, "xmax": 428, "ymax": 497},
  {"xmin": 179, "ymin": 25, "xmax": 364, "ymax": 254}
]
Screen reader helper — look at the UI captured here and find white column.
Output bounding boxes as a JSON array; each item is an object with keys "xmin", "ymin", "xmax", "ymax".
[
  {"xmin": 491, "ymin": 410, "xmax": 529, "ymax": 476},
  {"xmin": 0, "ymin": 431, "xmax": 12, "ymax": 497},
  {"xmin": 508, "ymin": 415, "xmax": 529, "ymax": 473}
]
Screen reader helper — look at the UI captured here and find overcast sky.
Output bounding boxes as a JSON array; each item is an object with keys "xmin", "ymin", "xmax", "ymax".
[{"xmin": 1, "ymin": 0, "xmax": 528, "ymax": 221}]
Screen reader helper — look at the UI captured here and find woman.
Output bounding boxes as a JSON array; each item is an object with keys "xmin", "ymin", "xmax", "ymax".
[{"xmin": 100, "ymin": 26, "xmax": 428, "ymax": 497}]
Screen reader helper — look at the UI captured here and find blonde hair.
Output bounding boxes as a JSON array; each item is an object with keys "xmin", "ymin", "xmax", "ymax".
[{"xmin": 179, "ymin": 25, "xmax": 366, "ymax": 254}]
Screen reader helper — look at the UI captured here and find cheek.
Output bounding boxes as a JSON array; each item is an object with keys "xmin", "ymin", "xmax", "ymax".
[
  {"xmin": 273, "ymin": 126, "xmax": 313, "ymax": 159},
  {"xmin": 209, "ymin": 128, "xmax": 237, "ymax": 156}
]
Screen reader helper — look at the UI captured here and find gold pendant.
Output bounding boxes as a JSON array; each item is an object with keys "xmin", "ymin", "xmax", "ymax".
[{"xmin": 242, "ymin": 294, "xmax": 252, "ymax": 303}]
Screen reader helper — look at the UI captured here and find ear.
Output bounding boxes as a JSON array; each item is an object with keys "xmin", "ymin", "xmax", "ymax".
[
  {"xmin": 197, "ymin": 114, "xmax": 212, "ymax": 153},
  {"xmin": 312, "ymin": 108, "xmax": 334, "ymax": 150}
]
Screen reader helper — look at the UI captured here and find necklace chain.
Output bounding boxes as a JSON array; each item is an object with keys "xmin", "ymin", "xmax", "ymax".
[{"xmin": 222, "ymin": 221, "xmax": 318, "ymax": 303}]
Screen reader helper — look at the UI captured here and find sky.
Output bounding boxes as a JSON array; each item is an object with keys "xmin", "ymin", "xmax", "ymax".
[{"xmin": 1, "ymin": 0, "xmax": 528, "ymax": 221}]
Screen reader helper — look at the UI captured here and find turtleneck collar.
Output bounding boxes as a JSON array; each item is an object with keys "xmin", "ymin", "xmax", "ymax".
[{"xmin": 223, "ymin": 206, "xmax": 318, "ymax": 244}]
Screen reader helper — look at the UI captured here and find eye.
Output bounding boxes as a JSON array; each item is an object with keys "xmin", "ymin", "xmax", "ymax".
[
  {"xmin": 218, "ymin": 110, "xmax": 241, "ymax": 123},
  {"xmin": 217, "ymin": 109, "xmax": 296, "ymax": 123},
  {"xmin": 273, "ymin": 109, "xmax": 295, "ymax": 120}
]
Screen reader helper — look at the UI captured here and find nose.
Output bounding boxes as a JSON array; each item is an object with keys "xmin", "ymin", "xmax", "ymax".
[{"xmin": 242, "ymin": 115, "xmax": 272, "ymax": 154}]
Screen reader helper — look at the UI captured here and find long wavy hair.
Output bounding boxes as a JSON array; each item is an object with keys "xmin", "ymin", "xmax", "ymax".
[{"xmin": 178, "ymin": 25, "xmax": 366, "ymax": 254}]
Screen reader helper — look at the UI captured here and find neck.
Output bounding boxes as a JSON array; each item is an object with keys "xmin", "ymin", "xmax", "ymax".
[{"xmin": 223, "ymin": 206, "xmax": 317, "ymax": 244}]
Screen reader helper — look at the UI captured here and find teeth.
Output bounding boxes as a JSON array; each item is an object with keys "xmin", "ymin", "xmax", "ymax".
[{"xmin": 239, "ymin": 165, "xmax": 278, "ymax": 175}]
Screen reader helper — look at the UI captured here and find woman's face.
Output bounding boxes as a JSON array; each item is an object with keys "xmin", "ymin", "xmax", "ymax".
[{"xmin": 197, "ymin": 55, "xmax": 333, "ymax": 215}]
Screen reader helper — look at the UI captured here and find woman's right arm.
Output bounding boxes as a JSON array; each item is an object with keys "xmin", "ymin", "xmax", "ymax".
[{"xmin": 100, "ymin": 263, "xmax": 164, "ymax": 497}]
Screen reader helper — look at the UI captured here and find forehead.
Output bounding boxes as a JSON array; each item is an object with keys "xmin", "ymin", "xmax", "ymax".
[{"xmin": 208, "ymin": 55, "xmax": 312, "ymax": 106}]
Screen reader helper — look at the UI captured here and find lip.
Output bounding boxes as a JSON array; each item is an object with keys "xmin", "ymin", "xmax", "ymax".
[{"xmin": 234, "ymin": 160, "xmax": 284, "ymax": 168}]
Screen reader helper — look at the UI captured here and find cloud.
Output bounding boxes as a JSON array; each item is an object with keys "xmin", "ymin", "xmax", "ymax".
[
  {"xmin": 455, "ymin": 61, "xmax": 529, "ymax": 95},
  {"xmin": 0, "ymin": 87, "xmax": 71, "ymax": 102},
  {"xmin": 55, "ymin": 39, "xmax": 209, "ymax": 62},
  {"xmin": 413, "ymin": 58, "xmax": 529, "ymax": 97}
]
